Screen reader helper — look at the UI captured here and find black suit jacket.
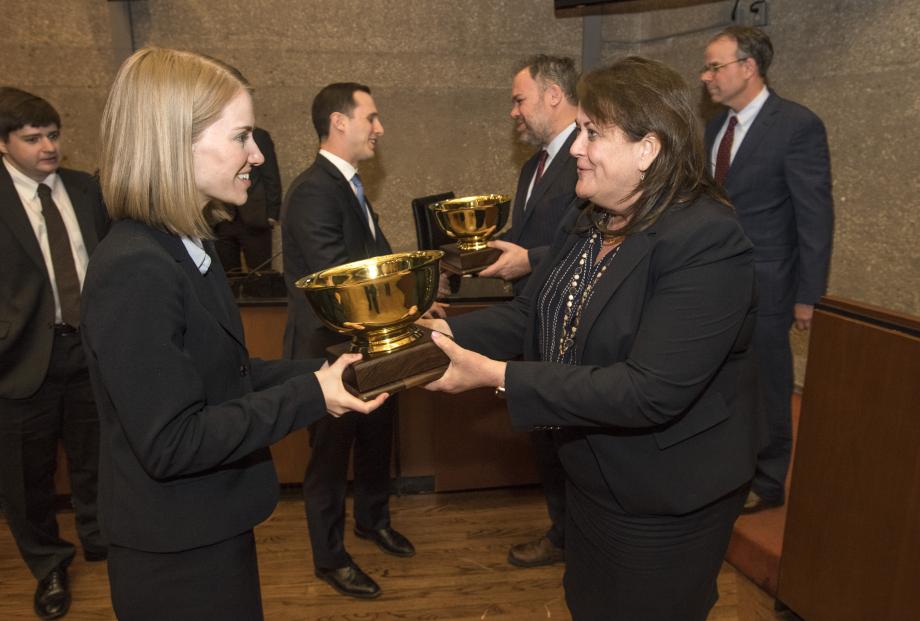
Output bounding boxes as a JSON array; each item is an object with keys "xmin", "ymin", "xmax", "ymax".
[
  {"xmin": 80, "ymin": 219, "xmax": 326, "ymax": 552},
  {"xmin": 704, "ymin": 91, "xmax": 833, "ymax": 315},
  {"xmin": 449, "ymin": 198, "xmax": 760, "ymax": 515},
  {"xmin": 281, "ymin": 153, "xmax": 392, "ymax": 359},
  {"xmin": 505, "ymin": 128, "xmax": 579, "ymax": 278},
  {"xmin": 235, "ymin": 128, "xmax": 282, "ymax": 229},
  {"xmin": 0, "ymin": 164, "xmax": 108, "ymax": 399}
]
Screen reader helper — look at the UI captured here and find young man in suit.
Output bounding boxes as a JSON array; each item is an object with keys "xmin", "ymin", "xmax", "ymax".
[
  {"xmin": 214, "ymin": 127, "xmax": 282, "ymax": 273},
  {"xmin": 480, "ymin": 54, "xmax": 579, "ymax": 294},
  {"xmin": 281, "ymin": 83, "xmax": 413, "ymax": 599},
  {"xmin": 701, "ymin": 27, "xmax": 834, "ymax": 513},
  {"xmin": 0, "ymin": 87, "xmax": 108, "ymax": 620},
  {"xmin": 478, "ymin": 55, "xmax": 579, "ymax": 569}
]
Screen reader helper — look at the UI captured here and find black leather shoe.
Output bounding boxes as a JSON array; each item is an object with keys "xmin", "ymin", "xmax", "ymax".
[
  {"xmin": 740, "ymin": 490, "xmax": 784, "ymax": 514},
  {"xmin": 354, "ymin": 526, "xmax": 415, "ymax": 557},
  {"xmin": 34, "ymin": 566, "xmax": 70, "ymax": 620},
  {"xmin": 314, "ymin": 562, "xmax": 381, "ymax": 599}
]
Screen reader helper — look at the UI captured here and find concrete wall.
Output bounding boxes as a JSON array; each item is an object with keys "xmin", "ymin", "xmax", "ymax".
[{"xmin": 2, "ymin": 0, "xmax": 916, "ymax": 377}]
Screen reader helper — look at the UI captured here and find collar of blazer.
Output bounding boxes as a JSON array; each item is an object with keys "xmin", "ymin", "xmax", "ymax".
[
  {"xmin": 514, "ymin": 129, "xmax": 579, "ymax": 234},
  {"xmin": 706, "ymin": 90, "xmax": 781, "ymax": 187},
  {"xmin": 0, "ymin": 164, "xmax": 101, "ymax": 272},
  {"xmin": 314, "ymin": 153, "xmax": 377, "ymax": 239},
  {"xmin": 147, "ymin": 225, "xmax": 246, "ymax": 349}
]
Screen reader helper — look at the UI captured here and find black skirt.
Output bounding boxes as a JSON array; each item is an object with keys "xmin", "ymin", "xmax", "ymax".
[
  {"xmin": 564, "ymin": 482, "xmax": 747, "ymax": 621},
  {"xmin": 107, "ymin": 529, "xmax": 263, "ymax": 621}
]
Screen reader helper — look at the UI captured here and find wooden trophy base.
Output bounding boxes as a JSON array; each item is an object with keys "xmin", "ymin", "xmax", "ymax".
[
  {"xmin": 325, "ymin": 326, "xmax": 450, "ymax": 401},
  {"xmin": 440, "ymin": 243, "xmax": 501, "ymax": 275}
]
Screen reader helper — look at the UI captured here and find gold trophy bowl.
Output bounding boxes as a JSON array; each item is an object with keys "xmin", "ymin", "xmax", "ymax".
[
  {"xmin": 429, "ymin": 194, "xmax": 511, "ymax": 251},
  {"xmin": 295, "ymin": 251, "xmax": 449, "ymax": 399}
]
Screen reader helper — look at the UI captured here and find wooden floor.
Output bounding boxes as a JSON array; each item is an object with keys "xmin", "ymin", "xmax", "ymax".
[{"xmin": 0, "ymin": 487, "xmax": 798, "ymax": 620}]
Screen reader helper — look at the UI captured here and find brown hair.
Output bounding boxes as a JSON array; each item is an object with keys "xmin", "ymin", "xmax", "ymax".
[
  {"xmin": 99, "ymin": 47, "xmax": 250, "ymax": 238},
  {"xmin": 576, "ymin": 56, "xmax": 729, "ymax": 237}
]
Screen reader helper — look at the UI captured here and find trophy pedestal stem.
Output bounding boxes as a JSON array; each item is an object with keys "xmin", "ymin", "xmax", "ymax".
[
  {"xmin": 325, "ymin": 326, "xmax": 450, "ymax": 401},
  {"xmin": 440, "ymin": 243, "xmax": 501, "ymax": 275}
]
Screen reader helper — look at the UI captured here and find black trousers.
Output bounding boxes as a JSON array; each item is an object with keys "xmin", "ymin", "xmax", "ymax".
[
  {"xmin": 108, "ymin": 530, "xmax": 263, "ymax": 621},
  {"xmin": 0, "ymin": 330, "xmax": 103, "ymax": 580},
  {"xmin": 303, "ymin": 399, "xmax": 395, "ymax": 570},
  {"xmin": 531, "ymin": 429, "xmax": 566, "ymax": 548},
  {"xmin": 750, "ymin": 312, "xmax": 795, "ymax": 502},
  {"xmin": 214, "ymin": 217, "xmax": 272, "ymax": 273},
  {"xmin": 564, "ymin": 483, "xmax": 747, "ymax": 621}
]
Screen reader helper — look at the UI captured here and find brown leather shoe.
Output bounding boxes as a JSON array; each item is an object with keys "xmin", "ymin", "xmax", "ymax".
[
  {"xmin": 314, "ymin": 562, "xmax": 381, "ymax": 599},
  {"xmin": 354, "ymin": 526, "xmax": 416, "ymax": 557},
  {"xmin": 508, "ymin": 536, "xmax": 564, "ymax": 568},
  {"xmin": 34, "ymin": 566, "xmax": 70, "ymax": 620},
  {"xmin": 741, "ymin": 490, "xmax": 784, "ymax": 514}
]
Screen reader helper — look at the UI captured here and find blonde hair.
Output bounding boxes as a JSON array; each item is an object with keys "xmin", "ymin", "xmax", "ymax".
[{"xmin": 99, "ymin": 47, "xmax": 250, "ymax": 238}]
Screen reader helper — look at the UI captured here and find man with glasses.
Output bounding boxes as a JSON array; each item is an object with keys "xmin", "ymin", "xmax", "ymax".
[{"xmin": 701, "ymin": 27, "xmax": 834, "ymax": 514}]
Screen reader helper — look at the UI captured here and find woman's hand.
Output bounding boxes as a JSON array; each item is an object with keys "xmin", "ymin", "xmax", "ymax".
[
  {"xmin": 425, "ymin": 331, "xmax": 506, "ymax": 394},
  {"xmin": 314, "ymin": 353, "xmax": 388, "ymax": 416},
  {"xmin": 416, "ymin": 317, "xmax": 453, "ymax": 337}
]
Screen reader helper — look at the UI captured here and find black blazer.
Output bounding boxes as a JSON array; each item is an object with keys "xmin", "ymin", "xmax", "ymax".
[
  {"xmin": 704, "ymin": 91, "xmax": 834, "ymax": 315},
  {"xmin": 81, "ymin": 219, "xmax": 326, "ymax": 552},
  {"xmin": 281, "ymin": 153, "xmax": 392, "ymax": 359},
  {"xmin": 235, "ymin": 128, "xmax": 282, "ymax": 229},
  {"xmin": 0, "ymin": 164, "xmax": 108, "ymax": 399},
  {"xmin": 505, "ymin": 128, "xmax": 579, "ymax": 278},
  {"xmin": 449, "ymin": 198, "xmax": 760, "ymax": 515}
]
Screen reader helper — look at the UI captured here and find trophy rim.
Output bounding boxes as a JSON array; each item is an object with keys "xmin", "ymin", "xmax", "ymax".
[
  {"xmin": 294, "ymin": 250, "xmax": 444, "ymax": 292},
  {"xmin": 427, "ymin": 193, "xmax": 511, "ymax": 212}
]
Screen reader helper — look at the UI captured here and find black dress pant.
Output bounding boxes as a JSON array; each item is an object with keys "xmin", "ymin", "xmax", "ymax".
[
  {"xmin": 750, "ymin": 311, "xmax": 795, "ymax": 502},
  {"xmin": 303, "ymin": 399, "xmax": 395, "ymax": 570},
  {"xmin": 0, "ymin": 330, "xmax": 103, "ymax": 580},
  {"xmin": 531, "ymin": 429, "xmax": 566, "ymax": 548},
  {"xmin": 108, "ymin": 530, "xmax": 263, "ymax": 621},
  {"xmin": 214, "ymin": 216, "xmax": 272, "ymax": 273}
]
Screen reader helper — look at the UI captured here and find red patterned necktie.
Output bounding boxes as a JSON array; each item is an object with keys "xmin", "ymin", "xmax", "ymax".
[
  {"xmin": 533, "ymin": 149, "xmax": 548, "ymax": 186},
  {"xmin": 714, "ymin": 115, "xmax": 738, "ymax": 185}
]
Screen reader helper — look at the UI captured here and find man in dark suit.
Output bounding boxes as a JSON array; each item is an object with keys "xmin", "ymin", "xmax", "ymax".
[
  {"xmin": 214, "ymin": 127, "xmax": 281, "ymax": 273},
  {"xmin": 481, "ymin": 55, "xmax": 579, "ymax": 294},
  {"xmin": 0, "ymin": 87, "xmax": 108, "ymax": 620},
  {"xmin": 702, "ymin": 27, "xmax": 834, "ymax": 513},
  {"xmin": 281, "ymin": 83, "xmax": 413, "ymax": 599},
  {"xmin": 478, "ymin": 55, "xmax": 579, "ymax": 569}
]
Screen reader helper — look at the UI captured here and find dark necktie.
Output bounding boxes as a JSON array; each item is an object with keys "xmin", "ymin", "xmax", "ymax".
[
  {"xmin": 533, "ymin": 149, "xmax": 549, "ymax": 187},
  {"xmin": 714, "ymin": 115, "xmax": 738, "ymax": 185},
  {"xmin": 351, "ymin": 173, "xmax": 376, "ymax": 239},
  {"xmin": 37, "ymin": 183, "xmax": 81, "ymax": 327}
]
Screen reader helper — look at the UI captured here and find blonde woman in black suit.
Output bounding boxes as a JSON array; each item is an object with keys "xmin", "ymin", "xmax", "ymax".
[
  {"xmin": 81, "ymin": 47, "xmax": 387, "ymax": 621},
  {"xmin": 422, "ymin": 57, "xmax": 761, "ymax": 620}
]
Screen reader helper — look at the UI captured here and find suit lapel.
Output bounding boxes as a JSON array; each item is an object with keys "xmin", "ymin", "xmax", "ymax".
[
  {"xmin": 59, "ymin": 170, "xmax": 100, "ymax": 254},
  {"xmin": 704, "ymin": 111, "xmax": 728, "ymax": 156},
  {"xmin": 518, "ymin": 130, "xmax": 578, "ymax": 233},
  {"xmin": 317, "ymin": 155, "xmax": 377, "ymax": 243},
  {"xmin": 725, "ymin": 92, "xmax": 780, "ymax": 185},
  {"xmin": 149, "ymin": 228, "xmax": 246, "ymax": 348},
  {"xmin": 511, "ymin": 152, "xmax": 540, "ymax": 242},
  {"xmin": 0, "ymin": 163, "xmax": 47, "ymax": 272},
  {"xmin": 574, "ymin": 231, "xmax": 651, "ymax": 357}
]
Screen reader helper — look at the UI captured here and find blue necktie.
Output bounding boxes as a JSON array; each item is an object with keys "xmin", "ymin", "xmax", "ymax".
[{"xmin": 351, "ymin": 173, "xmax": 376, "ymax": 239}]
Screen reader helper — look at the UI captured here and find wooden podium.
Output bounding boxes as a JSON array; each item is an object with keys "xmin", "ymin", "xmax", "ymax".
[{"xmin": 776, "ymin": 296, "xmax": 920, "ymax": 620}]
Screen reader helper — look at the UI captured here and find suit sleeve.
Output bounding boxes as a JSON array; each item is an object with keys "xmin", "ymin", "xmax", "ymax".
[
  {"xmin": 785, "ymin": 113, "xmax": 834, "ymax": 305},
  {"xmin": 83, "ymin": 247, "xmax": 328, "ymax": 480},
  {"xmin": 504, "ymin": 215, "xmax": 754, "ymax": 430},
  {"xmin": 284, "ymin": 180, "xmax": 350, "ymax": 272}
]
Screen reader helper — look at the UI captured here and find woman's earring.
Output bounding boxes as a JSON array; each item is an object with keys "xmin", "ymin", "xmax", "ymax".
[{"xmin": 639, "ymin": 171, "xmax": 646, "ymax": 181}]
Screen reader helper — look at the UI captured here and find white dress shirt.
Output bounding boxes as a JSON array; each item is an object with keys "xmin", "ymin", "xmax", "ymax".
[
  {"xmin": 4, "ymin": 157, "xmax": 89, "ymax": 324},
  {"xmin": 181, "ymin": 236, "xmax": 212, "ymax": 274},
  {"xmin": 525, "ymin": 122, "xmax": 577, "ymax": 205}
]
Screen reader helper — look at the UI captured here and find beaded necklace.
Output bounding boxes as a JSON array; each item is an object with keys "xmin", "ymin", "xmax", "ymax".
[{"xmin": 557, "ymin": 231, "xmax": 621, "ymax": 358}]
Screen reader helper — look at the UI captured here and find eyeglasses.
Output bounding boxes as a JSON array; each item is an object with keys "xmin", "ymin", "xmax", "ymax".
[{"xmin": 699, "ymin": 57, "xmax": 749, "ymax": 76}]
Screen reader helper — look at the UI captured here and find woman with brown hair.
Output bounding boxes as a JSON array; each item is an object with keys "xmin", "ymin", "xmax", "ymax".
[
  {"xmin": 423, "ymin": 56, "xmax": 760, "ymax": 619},
  {"xmin": 81, "ymin": 47, "xmax": 387, "ymax": 620}
]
